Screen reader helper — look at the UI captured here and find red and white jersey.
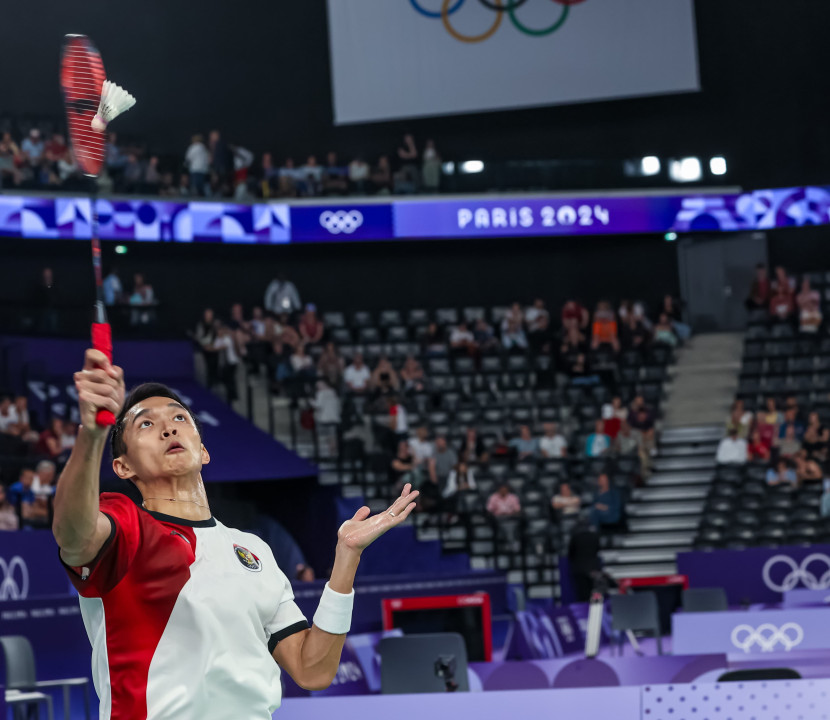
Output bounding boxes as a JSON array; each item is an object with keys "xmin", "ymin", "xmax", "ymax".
[{"xmin": 61, "ymin": 493, "xmax": 308, "ymax": 720}]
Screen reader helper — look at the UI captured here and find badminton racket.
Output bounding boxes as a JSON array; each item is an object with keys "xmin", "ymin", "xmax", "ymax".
[{"xmin": 60, "ymin": 34, "xmax": 114, "ymax": 427}]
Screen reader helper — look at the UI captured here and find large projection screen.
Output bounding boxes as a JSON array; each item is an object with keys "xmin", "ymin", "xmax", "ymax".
[{"xmin": 327, "ymin": 0, "xmax": 699, "ymax": 125}]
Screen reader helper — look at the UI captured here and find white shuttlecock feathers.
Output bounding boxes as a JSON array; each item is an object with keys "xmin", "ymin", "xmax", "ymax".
[{"xmin": 91, "ymin": 80, "xmax": 136, "ymax": 132}]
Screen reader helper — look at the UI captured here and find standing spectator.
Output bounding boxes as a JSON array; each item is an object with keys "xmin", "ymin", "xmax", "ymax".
[
  {"xmin": 0, "ymin": 485, "xmax": 19, "ymax": 531},
  {"xmin": 400, "ymin": 355, "xmax": 427, "ymax": 394},
  {"xmin": 769, "ymin": 286, "xmax": 795, "ymax": 322},
  {"xmin": 585, "ymin": 419, "xmax": 611, "ymax": 457},
  {"xmin": 443, "ymin": 461, "xmax": 477, "ymax": 504},
  {"xmin": 394, "ymin": 134, "xmax": 419, "ymax": 193},
  {"xmin": 614, "ymin": 421, "xmax": 639, "ymax": 457},
  {"xmin": 746, "ymin": 264, "xmax": 771, "ymax": 310},
  {"xmin": 213, "ymin": 321, "xmax": 241, "ymax": 402},
  {"xmin": 299, "ymin": 304, "xmax": 325, "ymax": 345},
  {"xmin": 591, "ymin": 301, "xmax": 620, "ymax": 352},
  {"xmin": 526, "ymin": 299, "xmax": 551, "ymax": 353},
  {"xmin": 716, "ymin": 427, "xmax": 748, "ymax": 464},
  {"xmin": 103, "ymin": 267, "xmax": 123, "ymax": 306},
  {"xmin": 322, "ymin": 152, "xmax": 349, "ymax": 195},
  {"xmin": 588, "ymin": 473, "xmax": 621, "ymax": 529},
  {"xmin": 747, "ymin": 428, "xmax": 772, "ymax": 462},
  {"xmin": 208, "ymin": 129, "xmax": 231, "ymax": 190},
  {"xmin": 552, "ymin": 482, "xmax": 581, "ymax": 516},
  {"xmin": 429, "ymin": 436, "xmax": 458, "ymax": 492},
  {"xmin": 317, "ymin": 342, "xmax": 344, "ymax": 388},
  {"xmin": 194, "ymin": 308, "xmax": 219, "ymax": 388},
  {"xmin": 486, "ymin": 483, "xmax": 521, "ymax": 518},
  {"xmin": 726, "ymin": 399, "xmax": 753, "ymax": 439},
  {"xmin": 459, "ymin": 427, "xmax": 487, "ymax": 465},
  {"xmin": 348, "ymin": 156, "xmax": 371, "ymax": 194},
  {"xmin": 264, "ymin": 274, "xmax": 302, "ymax": 315},
  {"xmin": 408, "ymin": 426, "xmax": 434, "ymax": 480},
  {"xmin": 422, "ymin": 139, "xmax": 442, "ymax": 192},
  {"xmin": 539, "ymin": 422, "xmax": 568, "ymax": 458},
  {"xmin": 311, "ymin": 380, "xmax": 341, "ymax": 457},
  {"xmin": 766, "ymin": 459, "xmax": 798, "ymax": 487},
  {"xmin": 344, "ymin": 353, "xmax": 371, "ymax": 393},
  {"xmin": 510, "ymin": 425, "xmax": 539, "ymax": 460},
  {"xmin": 601, "ymin": 404, "xmax": 621, "ymax": 440},
  {"xmin": 796, "ymin": 277, "xmax": 823, "ymax": 334},
  {"xmin": 185, "ymin": 134, "xmax": 210, "ymax": 196},
  {"xmin": 33, "ymin": 266, "xmax": 58, "ymax": 333},
  {"xmin": 803, "ymin": 411, "xmax": 829, "ymax": 462},
  {"xmin": 371, "ymin": 155, "xmax": 393, "ymax": 194},
  {"xmin": 629, "ymin": 397, "xmax": 657, "ymax": 477}
]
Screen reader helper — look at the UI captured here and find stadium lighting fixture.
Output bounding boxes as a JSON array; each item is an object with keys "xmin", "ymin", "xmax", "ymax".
[
  {"xmin": 669, "ymin": 157, "xmax": 702, "ymax": 183},
  {"xmin": 460, "ymin": 160, "xmax": 485, "ymax": 174},
  {"xmin": 710, "ymin": 156, "xmax": 727, "ymax": 176},
  {"xmin": 442, "ymin": 161, "xmax": 456, "ymax": 175},
  {"xmin": 640, "ymin": 156, "xmax": 661, "ymax": 176},
  {"xmin": 115, "ymin": 245, "xmax": 128, "ymax": 254}
]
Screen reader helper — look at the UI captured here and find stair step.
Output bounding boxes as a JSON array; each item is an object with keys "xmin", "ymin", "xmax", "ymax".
[
  {"xmin": 615, "ymin": 532, "xmax": 696, "ymax": 548},
  {"xmin": 661, "ymin": 425, "xmax": 724, "ymax": 444},
  {"xmin": 632, "ymin": 486, "xmax": 710, "ymax": 502},
  {"xmin": 601, "ymin": 547, "xmax": 685, "ymax": 564},
  {"xmin": 605, "ymin": 562, "xmax": 678, "ymax": 579},
  {"xmin": 628, "ymin": 516, "xmax": 700, "ymax": 532},
  {"xmin": 658, "ymin": 442, "xmax": 720, "ymax": 458},
  {"xmin": 646, "ymin": 471, "xmax": 713, "ymax": 487},
  {"xmin": 626, "ymin": 501, "xmax": 704, "ymax": 517},
  {"xmin": 652, "ymin": 457, "xmax": 716, "ymax": 472}
]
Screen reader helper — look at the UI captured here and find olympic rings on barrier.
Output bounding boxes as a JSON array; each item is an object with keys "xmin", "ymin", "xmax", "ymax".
[
  {"xmin": 762, "ymin": 553, "xmax": 830, "ymax": 593},
  {"xmin": 442, "ymin": 0, "xmax": 503, "ymax": 44},
  {"xmin": 413, "ymin": 0, "xmax": 581, "ymax": 42},
  {"xmin": 730, "ymin": 622, "xmax": 804, "ymax": 653},
  {"xmin": 410, "ymin": 0, "xmax": 465, "ymax": 19}
]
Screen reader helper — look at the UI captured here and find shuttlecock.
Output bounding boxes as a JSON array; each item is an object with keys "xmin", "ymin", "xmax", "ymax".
[{"xmin": 91, "ymin": 80, "xmax": 136, "ymax": 132}]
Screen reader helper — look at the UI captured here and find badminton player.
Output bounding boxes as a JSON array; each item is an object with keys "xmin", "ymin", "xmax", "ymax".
[{"xmin": 52, "ymin": 349, "xmax": 418, "ymax": 719}]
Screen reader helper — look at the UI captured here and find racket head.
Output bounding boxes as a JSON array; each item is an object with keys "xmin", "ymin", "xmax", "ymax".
[{"xmin": 61, "ymin": 34, "xmax": 107, "ymax": 178}]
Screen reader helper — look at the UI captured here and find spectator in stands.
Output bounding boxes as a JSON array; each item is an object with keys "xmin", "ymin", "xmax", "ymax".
[
  {"xmin": 779, "ymin": 406, "xmax": 805, "ymax": 441},
  {"xmin": 429, "ymin": 435, "xmax": 458, "ymax": 492},
  {"xmin": 395, "ymin": 134, "xmax": 419, "ymax": 193},
  {"xmin": 501, "ymin": 303, "xmax": 529, "ymax": 351},
  {"xmin": 301, "ymin": 155, "xmax": 324, "ymax": 196},
  {"xmin": 716, "ymin": 427, "xmax": 748, "ymax": 464},
  {"xmin": 0, "ymin": 131, "xmax": 22, "ymax": 188},
  {"xmin": 510, "ymin": 425, "xmax": 539, "ymax": 460},
  {"xmin": 588, "ymin": 473, "xmax": 621, "ymax": 529},
  {"xmin": 614, "ymin": 421, "xmax": 639, "ymax": 457},
  {"xmin": 59, "ymin": 420, "xmax": 78, "ymax": 459},
  {"xmin": 347, "ymin": 156, "xmax": 370, "ymax": 194},
  {"xmin": 766, "ymin": 458, "xmax": 797, "ymax": 487},
  {"xmin": 311, "ymin": 380, "xmax": 341, "ymax": 456},
  {"xmin": 460, "ymin": 427, "xmax": 487, "ymax": 465},
  {"xmin": 562, "ymin": 300, "xmax": 590, "ymax": 330},
  {"xmin": 0, "ymin": 395, "xmax": 18, "ymax": 435},
  {"xmin": 526, "ymin": 298, "xmax": 551, "ymax": 353},
  {"xmin": 299, "ymin": 304, "xmax": 325, "ymax": 345},
  {"xmin": 194, "ymin": 308, "xmax": 220, "ymax": 388},
  {"xmin": 370, "ymin": 356, "xmax": 400, "ymax": 394},
  {"xmin": 772, "ymin": 265, "xmax": 796, "ymax": 295},
  {"xmin": 591, "ymin": 301, "xmax": 620, "ymax": 352},
  {"xmin": 185, "ymin": 134, "xmax": 210, "ymax": 196},
  {"xmin": 803, "ymin": 411, "xmax": 829, "ymax": 462},
  {"xmin": 389, "ymin": 440, "xmax": 416, "ymax": 491},
  {"xmin": 769, "ymin": 285, "xmax": 795, "ymax": 322},
  {"xmin": 0, "ymin": 485, "xmax": 19, "ymax": 531},
  {"xmin": 317, "ymin": 342, "xmax": 344, "ymax": 388},
  {"xmin": 726, "ymin": 399, "xmax": 753, "ymax": 439},
  {"xmin": 540, "ymin": 422, "xmax": 568, "ymax": 458},
  {"xmin": 449, "ymin": 322, "xmax": 477, "ymax": 355},
  {"xmin": 746, "ymin": 263, "xmax": 771, "ymax": 310},
  {"xmin": 585, "ymin": 419, "xmax": 611, "ymax": 458},
  {"xmin": 344, "ymin": 352, "xmax": 371, "ymax": 394},
  {"xmin": 400, "ymin": 355, "xmax": 427, "ymax": 394},
  {"xmin": 776, "ymin": 423, "xmax": 802, "ymax": 460},
  {"xmin": 629, "ymin": 396, "xmax": 657, "ymax": 476},
  {"xmin": 129, "ymin": 273, "xmax": 156, "ymax": 326},
  {"xmin": 601, "ymin": 404, "xmax": 621, "ymax": 440},
  {"xmin": 12, "ymin": 395, "xmax": 37, "ymax": 443},
  {"xmin": 277, "ymin": 158, "xmax": 301, "ymax": 196},
  {"xmin": 473, "ymin": 318, "xmax": 499, "ymax": 353},
  {"xmin": 822, "ymin": 480, "xmax": 830, "ymax": 519},
  {"xmin": 371, "ymin": 155, "xmax": 393, "ymax": 194},
  {"xmin": 421, "ymin": 139, "xmax": 442, "ymax": 193},
  {"xmin": 796, "ymin": 277, "xmax": 823, "ymax": 334},
  {"xmin": 103, "ymin": 267, "xmax": 123, "ymax": 307},
  {"xmin": 386, "ymin": 396, "xmax": 409, "ymax": 449},
  {"xmin": 747, "ymin": 428, "xmax": 772, "ymax": 462},
  {"xmin": 33, "ymin": 266, "xmax": 58, "ymax": 333},
  {"xmin": 9, "ymin": 467, "xmax": 49, "ymax": 527},
  {"xmin": 141, "ymin": 155, "xmax": 159, "ymax": 193},
  {"xmin": 653, "ymin": 314, "xmax": 678, "ymax": 348},
  {"xmin": 21, "ymin": 128, "xmax": 44, "ymax": 167},
  {"xmin": 408, "ymin": 426, "xmax": 434, "ymax": 480},
  {"xmin": 560, "ymin": 324, "xmax": 587, "ymax": 365},
  {"xmin": 322, "ymin": 152, "xmax": 349, "ymax": 195},
  {"xmin": 35, "ymin": 416, "xmax": 63, "ymax": 460},
  {"xmin": 795, "ymin": 450, "xmax": 823, "ymax": 484},
  {"xmin": 213, "ymin": 321, "xmax": 241, "ymax": 402},
  {"xmin": 486, "ymin": 482, "xmax": 521, "ymax": 518},
  {"xmin": 660, "ymin": 295, "xmax": 691, "ymax": 342},
  {"xmin": 289, "ymin": 343, "xmax": 315, "ymax": 391},
  {"xmin": 552, "ymin": 482, "xmax": 581, "ymax": 516},
  {"xmin": 422, "ymin": 322, "xmax": 446, "ymax": 356},
  {"xmin": 620, "ymin": 311, "xmax": 649, "ymax": 351},
  {"xmin": 264, "ymin": 273, "xmax": 302, "ymax": 315},
  {"xmin": 33, "ymin": 459, "xmax": 57, "ymax": 498},
  {"xmin": 228, "ymin": 303, "xmax": 252, "ymax": 356},
  {"xmin": 758, "ymin": 397, "xmax": 782, "ymax": 445},
  {"xmin": 443, "ymin": 461, "xmax": 477, "ymax": 504}
]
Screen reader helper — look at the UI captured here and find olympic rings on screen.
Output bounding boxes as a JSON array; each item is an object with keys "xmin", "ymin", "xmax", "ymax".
[
  {"xmin": 412, "ymin": 0, "xmax": 582, "ymax": 42},
  {"xmin": 762, "ymin": 553, "xmax": 830, "ymax": 593},
  {"xmin": 320, "ymin": 210, "xmax": 364, "ymax": 235}
]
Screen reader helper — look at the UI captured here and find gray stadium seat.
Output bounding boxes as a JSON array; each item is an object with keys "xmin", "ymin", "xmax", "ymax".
[
  {"xmin": 380, "ymin": 633, "xmax": 469, "ymax": 694},
  {"xmin": 610, "ymin": 592, "xmax": 662, "ymax": 655},
  {"xmin": 682, "ymin": 587, "xmax": 728, "ymax": 613}
]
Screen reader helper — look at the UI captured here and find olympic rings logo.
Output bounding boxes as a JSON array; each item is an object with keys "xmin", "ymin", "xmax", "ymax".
[
  {"xmin": 320, "ymin": 210, "xmax": 364, "ymax": 235},
  {"xmin": 762, "ymin": 554, "xmax": 830, "ymax": 593},
  {"xmin": 0, "ymin": 556, "xmax": 29, "ymax": 601},
  {"xmin": 409, "ymin": 0, "xmax": 587, "ymax": 43},
  {"xmin": 731, "ymin": 623, "xmax": 804, "ymax": 653}
]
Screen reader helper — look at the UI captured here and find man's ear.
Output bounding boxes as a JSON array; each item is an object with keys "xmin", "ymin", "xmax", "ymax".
[
  {"xmin": 201, "ymin": 444, "xmax": 210, "ymax": 466},
  {"xmin": 112, "ymin": 456, "xmax": 134, "ymax": 481}
]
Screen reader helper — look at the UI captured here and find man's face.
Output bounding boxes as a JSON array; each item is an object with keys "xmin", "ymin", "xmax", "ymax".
[
  {"xmin": 435, "ymin": 437, "xmax": 447, "ymax": 452},
  {"xmin": 113, "ymin": 397, "xmax": 209, "ymax": 483},
  {"xmin": 543, "ymin": 423, "xmax": 554, "ymax": 437},
  {"xmin": 37, "ymin": 464, "xmax": 55, "ymax": 485},
  {"xmin": 598, "ymin": 474, "xmax": 609, "ymax": 492},
  {"xmin": 417, "ymin": 427, "xmax": 428, "ymax": 441},
  {"xmin": 354, "ymin": 354, "xmax": 364, "ymax": 368},
  {"xmin": 0, "ymin": 398, "xmax": 10, "ymax": 412},
  {"xmin": 520, "ymin": 426, "xmax": 531, "ymax": 440},
  {"xmin": 20, "ymin": 470, "xmax": 34, "ymax": 489}
]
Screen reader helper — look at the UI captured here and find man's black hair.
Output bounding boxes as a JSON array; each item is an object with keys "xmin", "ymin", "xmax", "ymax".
[{"xmin": 110, "ymin": 383, "xmax": 202, "ymax": 459}]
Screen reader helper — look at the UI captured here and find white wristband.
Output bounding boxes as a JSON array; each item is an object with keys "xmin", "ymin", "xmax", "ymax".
[{"xmin": 313, "ymin": 582, "xmax": 354, "ymax": 635}]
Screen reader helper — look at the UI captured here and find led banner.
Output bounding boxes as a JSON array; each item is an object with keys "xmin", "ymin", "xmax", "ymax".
[{"xmin": 1, "ymin": 185, "xmax": 829, "ymax": 243}]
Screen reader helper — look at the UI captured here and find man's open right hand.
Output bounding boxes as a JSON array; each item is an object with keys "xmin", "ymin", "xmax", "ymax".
[{"xmin": 74, "ymin": 349, "xmax": 125, "ymax": 436}]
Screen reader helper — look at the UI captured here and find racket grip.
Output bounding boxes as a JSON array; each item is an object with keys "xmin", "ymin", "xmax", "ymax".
[{"xmin": 91, "ymin": 322, "xmax": 116, "ymax": 427}]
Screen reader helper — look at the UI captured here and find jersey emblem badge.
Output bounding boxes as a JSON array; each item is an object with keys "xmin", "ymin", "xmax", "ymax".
[{"xmin": 233, "ymin": 544, "xmax": 262, "ymax": 572}]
